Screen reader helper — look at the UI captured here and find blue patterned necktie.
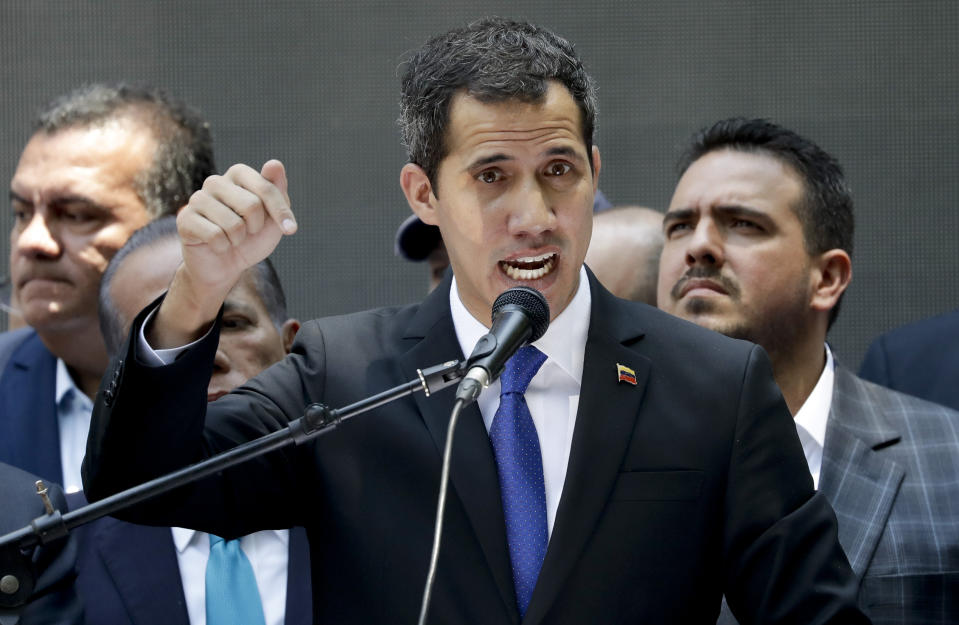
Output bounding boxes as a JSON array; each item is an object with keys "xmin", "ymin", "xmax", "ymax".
[
  {"xmin": 205, "ymin": 534, "xmax": 267, "ymax": 625},
  {"xmin": 488, "ymin": 345, "xmax": 549, "ymax": 618}
]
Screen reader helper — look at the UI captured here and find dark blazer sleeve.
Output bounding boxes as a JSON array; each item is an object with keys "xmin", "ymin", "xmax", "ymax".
[
  {"xmin": 83, "ymin": 299, "xmax": 322, "ymax": 537},
  {"xmin": 720, "ymin": 346, "xmax": 865, "ymax": 625},
  {"xmin": 0, "ymin": 463, "xmax": 83, "ymax": 625}
]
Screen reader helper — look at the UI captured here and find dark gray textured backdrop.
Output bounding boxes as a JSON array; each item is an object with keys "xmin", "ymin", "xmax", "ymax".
[{"xmin": 2, "ymin": 1, "xmax": 956, "ymax": 367}]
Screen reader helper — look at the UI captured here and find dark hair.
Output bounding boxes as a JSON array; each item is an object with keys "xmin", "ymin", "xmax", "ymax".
[
  {"xmin": 98, "ymin": 218, "xmax": 290, "ymax": 357},
  {"xmin": 247, "ymin": 258, "xmax": 289, "ymax": 330},
  {"xmin": 98, "ymin": 216, "xmax": 179, "ymax": 356},
  {"xmin": 35, "ymin": 82, "xmax": 215, "ymax": 218},
  {"xmin": 399, "ymin": 17, "xmax": 597, "ymax": 187},
  {"xmin": 678, "ymin": 117, "xmax": 854, "ymax": 326}
]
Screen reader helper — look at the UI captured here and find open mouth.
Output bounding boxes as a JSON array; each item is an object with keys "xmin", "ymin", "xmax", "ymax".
[{"xmin": 499, "ymin": 252, "xmax": 557, "ymax": 281}]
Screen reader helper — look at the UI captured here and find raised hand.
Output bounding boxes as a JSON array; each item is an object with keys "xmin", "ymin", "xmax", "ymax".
[{"xmin": 149, "ymin": 160, "xmax": 297, "ymax": 348}]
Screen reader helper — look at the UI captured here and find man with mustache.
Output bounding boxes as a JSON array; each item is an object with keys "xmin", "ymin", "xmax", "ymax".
[
  {"xmin": 658, "ymin": 117, "xmax": 959, "ymax": 623},
  {"xmin": 0, "ymin": 83, "xmax": 214, "ymax": 494},
  {"xmin": 85, "ymin": 20, "xmax": 865, "ymax": 624}
]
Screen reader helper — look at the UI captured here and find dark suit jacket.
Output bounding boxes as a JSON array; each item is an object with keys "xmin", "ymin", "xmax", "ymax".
[
  {"xmin": 859, "ymin": 308, "xmax": 959, "ymax": 412},
  {"xmin": 719, "ymin": 364, "xmax": 959, "ymax": 625},
  {"xmin": 0, "ymin": 329, "xmax": 63, "ymax": 485},
  {"xmin": 65, "ymin": 491, "xmax": 312, "ymax": 625},
  {"xmin": 0, "ymin": 462, "xmax": 82, "ymax": 625},
  {"xmin": 84, "ymin": 273, "xmax": 865, "ymax": 624}
]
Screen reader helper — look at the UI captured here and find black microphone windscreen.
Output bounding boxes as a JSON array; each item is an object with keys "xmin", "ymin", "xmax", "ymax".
[{"xmin": 492, "ymin": 286, "xmax": 550, "ymax": 342}]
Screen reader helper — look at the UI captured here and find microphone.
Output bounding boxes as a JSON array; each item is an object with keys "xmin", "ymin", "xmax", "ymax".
[{"xmin": 454, "ymin": 286, "xmax": 550, "ymax": 404}]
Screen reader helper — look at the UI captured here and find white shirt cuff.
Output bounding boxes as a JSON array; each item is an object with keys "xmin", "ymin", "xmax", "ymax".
[{"xmin": 136, "ymin": 305, "xmax": 212, "ymax": 366}]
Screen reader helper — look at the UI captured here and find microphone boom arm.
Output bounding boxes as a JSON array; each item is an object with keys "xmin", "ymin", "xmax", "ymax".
[{"xmin": 0, "ymin": 358, "xmax": 465, "ymax": 607}]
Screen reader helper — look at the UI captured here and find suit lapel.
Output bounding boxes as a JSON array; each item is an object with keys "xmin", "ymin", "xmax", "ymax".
[
  {"xmin": 819, "ymin": 366, "xmax": 904, "ymax": 579},
  {"xmin": 524, "ymin": 276, "xmax": 648, "ymax": 625},
  {"xmin": 397, "ymin": 276, "xmax": 520, "ymax": 622},
  {"xmin": 0, "ymin": 331, "xmax": 62, "ymax": 484},
  {"xmin": 94, "ymin": 518, "xmax": 190, "ymax": 625}
]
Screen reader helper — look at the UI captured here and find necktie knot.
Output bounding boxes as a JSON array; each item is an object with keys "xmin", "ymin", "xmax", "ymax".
[{"xmin": 500, "ymin": 345, "xmax": 547, "ymax": 395}]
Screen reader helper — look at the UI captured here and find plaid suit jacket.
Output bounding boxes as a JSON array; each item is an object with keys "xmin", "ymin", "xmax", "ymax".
[
  {"xmin": 819, "ymin": 365, "xmax": 959, "ymax": 623},
  {"xmin": 719, "ymin": 364, "xmax": 959, "ymax": 625}
]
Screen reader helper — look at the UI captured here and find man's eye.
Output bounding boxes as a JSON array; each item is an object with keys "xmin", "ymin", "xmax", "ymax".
[
  {"xmin": 665, "ymin": 222, "xmax": 691, "ymax": 236},
  {"xmin": 62, "ymin": 211, "xmax": 96, "ymax": 223},
  {"xmin": 477, "ymin": 169, "xmax": 503, "ymax": 184},
  {"xmin": 731, "ymin": 219, "xmax": 759, "ymax": 230},
  {"xmin": 222, "ymin": 317, "xmax": 251, "ymax": 330},
  {"xmin": 545, "ymin": 162, "xmax": 572, "ymax": 176}
]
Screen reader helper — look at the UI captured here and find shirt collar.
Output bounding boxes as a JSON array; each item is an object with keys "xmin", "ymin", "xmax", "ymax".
[
  {"xmin": 793, "ymin": 343, "xmax": 835, "ymax": 449},
  {"xmin": 55, "ymin": 358, "xmax": 84, "ymax": 405},
  {"xmin": 171, "ymin": 526, "xmax": 201, "ymax": 553},
  {"xmin": 170, "ymin": 527, "xmax": 289, "ymax": 553},
  {"xmin": 449, "ymin": 266, "xmax": 591, "ymax": 385}
]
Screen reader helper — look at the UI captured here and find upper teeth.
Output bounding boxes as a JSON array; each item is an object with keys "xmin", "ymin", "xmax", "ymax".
[
  {"xmin": 502, "ymin": 253, "xmax": 557, "ymax": 281},
  {"xmin": 512, "ymin": 252, "xmax": 554, "ymax": 263}
]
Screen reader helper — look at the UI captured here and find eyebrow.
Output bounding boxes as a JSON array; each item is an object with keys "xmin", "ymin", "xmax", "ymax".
[
  {"xmin": 9, "ymin": 190, "xmax": 106, "ymax": 212},
  {"xmin": 663, "ymin": 205, "xmax": 774, "ymax": 227},
  {"xmin": 544, "ymin": 146, "xmax": 582, "ymax": 160},
  {"xmin": 465, "ymin": 145, "xmax": 585, "ymax": 171},
  {"xmin": 467, "ymin": 153, "xmax": 513, "ymax": 170},
  {"xmin": 223, "ymin": 299, "xmax": 259, "ymax": 318},
  {"xmin": 662, "ymin": 207, "xmax": 695, "ymax": 224}
]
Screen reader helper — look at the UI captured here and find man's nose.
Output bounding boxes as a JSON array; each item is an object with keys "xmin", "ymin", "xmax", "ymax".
[
  {"xmin": 685, "ymin": 221, "xmax": 724, "ymax": 268},
  {"xmin": 212, "ymin": 347, "xmax": 230, "ymax": 374},
  {"xmin": 16, "ymin": 212, "xmax": 61, "ymax": 259},
  {"xmin": 506, "ymin": 180, "xmax": 557, "ymax": 238}
]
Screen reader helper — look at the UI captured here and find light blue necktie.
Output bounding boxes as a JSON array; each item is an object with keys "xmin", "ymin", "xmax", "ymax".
[
  {"xmin": 205, "ymin": 534, "xmax": 267, "ymax": 625},
  {"xmin": 489, "ymin": 345, "xmax": 549, "ymax": 618}
]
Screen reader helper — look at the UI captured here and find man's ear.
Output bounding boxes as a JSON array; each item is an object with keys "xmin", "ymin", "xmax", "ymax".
[
  {"xmin": 400, "ymin": 163, "xmax": 439, "ymax": 226},
  {"xmin": 281, "ymin": 319, "xmax": 301, "ymax": 354},
  {"xmin": 591, "ymin": 145, "xmax": 602, "ymax": 193},
  {"xmin": 809, "ymin": 249, "xmax": 852, "ymax": 314}
]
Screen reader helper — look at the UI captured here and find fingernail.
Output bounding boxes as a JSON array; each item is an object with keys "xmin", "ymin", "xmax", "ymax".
[{"xmin": 282, "ymin": 219, "xmax": 297, "ymax": 234}]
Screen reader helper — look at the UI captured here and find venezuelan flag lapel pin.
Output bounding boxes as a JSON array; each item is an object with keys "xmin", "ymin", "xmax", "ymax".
[{"xmin": 616, "ymin": 363, "xmax": 637, "ymax": 386}]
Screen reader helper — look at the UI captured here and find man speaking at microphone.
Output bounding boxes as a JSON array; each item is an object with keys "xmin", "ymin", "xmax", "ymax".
[{"xmin": 84, "ymin": 18, "xmax": 866, "ymax": 624}]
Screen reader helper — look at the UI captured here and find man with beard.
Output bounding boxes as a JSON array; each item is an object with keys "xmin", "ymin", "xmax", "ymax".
[
  {"xmin": 84, "ymin": 20, "xmax": 865, "ymax": 624},
  {"xmin": 658, "ymin": 117, "xmax": 959, "ymax": 623}
]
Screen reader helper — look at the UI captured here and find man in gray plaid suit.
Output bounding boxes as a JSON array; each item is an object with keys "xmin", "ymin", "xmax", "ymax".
[{"xmin": 657, "ymin": 117, "xmax": 959, "ymax": 624}]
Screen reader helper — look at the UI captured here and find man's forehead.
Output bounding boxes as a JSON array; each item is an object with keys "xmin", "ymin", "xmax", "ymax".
[
  {"xmin": 113, "ymin": 240, "xmax": 180, "ymax": 288},
  {"xmin": 13, "ymin": 122, "xmax": 156, "ymax": 195},
  {"xmin": 673, "ymin": 150, "xmax": 803, "ymax": 207},
  {"xmin": 226, "ymin": 270, "xmax": 268, "ymax": 313},
  {"xmin": 444, "ymin": 84, "xmax": 587, "ymax": 157}
]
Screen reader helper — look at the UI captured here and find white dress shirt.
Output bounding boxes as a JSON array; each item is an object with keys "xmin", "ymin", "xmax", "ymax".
[
  {"xmin": 139, "ymin": 269, "xmax": 593, "ymax": 535},
  {"xmin": 129, "ymin": 319, "xmax": 296, "ymax": 623},
  {"xmin": 55, "ymin": 358, "xmax": 93, "ymax": 494},
  {"xmin": 171, "ymin": 527, "xmax": 289, "ymax": 625},
  {"xmin": 450, "ymin": 267, "xmax": 591, "ymax": 536},
  {"xmin": 793, "ymin": 344, "xmax": 836, "ymax": 489}
]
